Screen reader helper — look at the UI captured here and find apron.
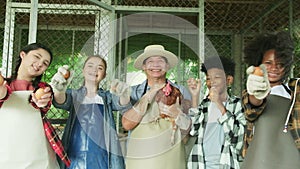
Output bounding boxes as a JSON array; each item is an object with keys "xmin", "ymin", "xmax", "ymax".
[
  {"xmin": 242, "ymin": 95, "xmax": 300, "ymax": 169},
  {"xmin": 126, "ymin": 102, "xmax": 186, "ymax": 169},
  {"xmin": 0, "ymin": 91, "xmax": 59, "ymax": 169}
]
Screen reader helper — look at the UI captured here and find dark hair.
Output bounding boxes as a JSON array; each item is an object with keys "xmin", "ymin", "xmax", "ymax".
[
  {"xmin": 8, "ymin": 43, "xmax": 53, "ymax": 88},
  {"xmin": 244, "ymin": 31, "xmax": 294, "ymax": 82},
  {"xmin": 201, "ymin": 56, "xmax": 235, "ymax": 76}
]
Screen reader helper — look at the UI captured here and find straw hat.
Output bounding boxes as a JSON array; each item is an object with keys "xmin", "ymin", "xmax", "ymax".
[{"xmin": 134, "ymin": 45, "xmax": 178, "ymax": 70}]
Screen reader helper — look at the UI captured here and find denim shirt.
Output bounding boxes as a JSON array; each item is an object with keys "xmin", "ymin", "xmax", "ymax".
[
  {"xmin": 130, "ymin": 80, "xmax": 192, "ymax": 105},
  {"xmin": 53, "ymin": 86, "xmax": 131, "ymax": 169}
]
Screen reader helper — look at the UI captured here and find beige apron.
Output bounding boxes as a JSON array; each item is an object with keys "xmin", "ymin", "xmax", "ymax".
[
  {"xmin": 0, "ymin": 91, "xmax": 59, "ymax": 169},
  {"xmin": 126, "ymin": 102, "xmax": 186, "ymax": 169}
]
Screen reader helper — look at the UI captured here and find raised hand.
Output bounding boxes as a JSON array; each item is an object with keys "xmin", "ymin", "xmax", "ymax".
[
  {"xmin": 50, "ymin": 65, "xmax": 73, "ymax": 93},
  {"xmin": 246, "ymin": 64, "xmax": 271, "ymax": 100}
]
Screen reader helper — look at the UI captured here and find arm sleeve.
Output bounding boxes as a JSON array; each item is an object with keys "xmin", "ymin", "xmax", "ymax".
[
  {"xmin": 52, "ymin": 89, "xmax": 73, "ymax": 111},
  {"xmin": 218, "ymin": 99, "xmax": 246, "ymax": 156},
  {"xmin": 111, "ymin": 93, "xmax": 132, "ymax": 114},
  {"xmin": 242, "ymin": 90, "xmax": 266, "ymax": 122},
  {"xmin": 189, "ymin": 107, "xmax": 202, "ymax": 136}
]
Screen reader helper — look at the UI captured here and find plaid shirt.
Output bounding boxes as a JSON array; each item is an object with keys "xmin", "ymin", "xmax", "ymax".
[
  {"xmin": 29, "ymin": 82, "xmax": 71, "ymax": 167},
  {"xmin": 187, "ymin": 96, "xmax": 246, "ymax": 169},
  {"xmin": 0, "ymin": 81, "xmax": 71, "ymax": 167},
  {"xmin": 288, "ymin": 79, "xmax": 300, "ymax": 151},
  {"xmin": 241, "ymin": 90, "xmax": 267, "ymax": 157}
]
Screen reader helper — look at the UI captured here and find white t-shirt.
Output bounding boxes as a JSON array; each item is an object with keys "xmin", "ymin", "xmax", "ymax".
[
  {"xmin": 203, "ymin": 102, "xmax": 225, "ymax": 169},
  {"xmin": 270, "ymin": 85, "xmax": 290, "ymax": 99}
]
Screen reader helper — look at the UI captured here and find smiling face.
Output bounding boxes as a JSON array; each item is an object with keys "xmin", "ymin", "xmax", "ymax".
[
  {"xmin": 206, "ymin": 68, "xmax": 227, "ymax": 95},
  {"xmin": 83, "ymin": 56, "xmax": 106, "ymax": 85},
  {"xmin": 142, "ymin": 56, "xmax": 169, "ymax": 81},
  {"xmin": 18, "ymin": 48, "xmax": 51, "ymax": 80},
  {"xmin": 262, "ymin": 49, "xmax": 285, "ymax": 87}
]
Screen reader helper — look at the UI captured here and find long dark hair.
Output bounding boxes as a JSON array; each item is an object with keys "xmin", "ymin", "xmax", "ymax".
[{"xmin": 7, "ymin": 43, "xmax": 53, "ymax": 88}]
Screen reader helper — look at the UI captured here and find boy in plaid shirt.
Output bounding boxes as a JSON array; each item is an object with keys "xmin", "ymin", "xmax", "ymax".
[{"xmin": 187, "ymin": 57, "xmax": 246, "ymax": 169}]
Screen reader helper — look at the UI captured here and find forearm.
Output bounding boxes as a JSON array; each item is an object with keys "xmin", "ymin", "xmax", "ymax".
[
  {"xmin": 242, "ymin": 90, "xmax": 266, "ymax": 122},
  {"xmin": 122, "ymin": 85, "xmax": 161, "ymax": 130},
  {"xmin": 216, "ymin": 102, "xmax": 226, "ymax": 115},
  {"xmin": 122, "ymin": 108, "xmax": 143, "ymax": 130},
  {"xmin": 191, "ymin": 95, "xmax": 199, "ymax": 108},
  {"xmin": 248, "ymin": 94, "xmax": 264, "ymax": 106}
]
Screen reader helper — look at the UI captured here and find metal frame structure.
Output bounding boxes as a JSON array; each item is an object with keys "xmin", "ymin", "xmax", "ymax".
[
  {"xmin": 2, "ymin": 0, "xmax": 299, "ymax": 95},
  {"xmin": 2, "ymin": 0, "xmax": 112, "ymax": 77},
  {"xmin": 1, "ymin": 0, "xmax": 299, "ymax": 134}
]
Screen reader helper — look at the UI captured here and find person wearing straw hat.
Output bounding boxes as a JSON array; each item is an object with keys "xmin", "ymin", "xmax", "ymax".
[
  {"xmin": 241, "ymin": 31, "xmax": 300, "ymax": 169},
  {"xmin": 122, "ymin": 44, "xmax": 192, "ymax": 169}
]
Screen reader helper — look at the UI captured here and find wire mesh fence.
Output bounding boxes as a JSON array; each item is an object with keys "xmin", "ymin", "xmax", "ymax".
[
  {"xmin": 1, "ymin": 0, "xmax": 300, "ymax": 134},
  {"xmin": 0, "ymin": 2, "xmax": 5, "ymax": 69},
  {"xmin": 112, "ymin": 0, "xmax": 199, "ymax": 7},
  {"xmin": 204, "ymin": 0, "xmax": 300, "ymax": 95},
  {"xmin": 1, "ymin": 0, "xmax": 113, "ymax": 135}
]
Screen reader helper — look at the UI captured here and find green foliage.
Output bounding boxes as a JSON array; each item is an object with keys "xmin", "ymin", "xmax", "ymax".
[{"xmin": 44, "ymin": 53, "xmax": 84, "ymax": 119}]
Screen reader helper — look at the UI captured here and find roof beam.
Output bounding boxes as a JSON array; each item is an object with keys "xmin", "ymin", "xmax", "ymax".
[
  {"xmin": 240, "ymin": 0, "xmax": 285, "ymax": 33},
  {"xmin": 114, "ymin": 6, "xmax": 199, "ymax": 13},
  {"xmin": 87, "ymin": 0, "xmax": 115, "ymax": 11}
]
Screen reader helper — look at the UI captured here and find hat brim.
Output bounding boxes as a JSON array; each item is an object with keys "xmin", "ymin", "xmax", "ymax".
[{"xmin": 134, "ymin": 50, "xmax": 178, "ymax": 70}]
